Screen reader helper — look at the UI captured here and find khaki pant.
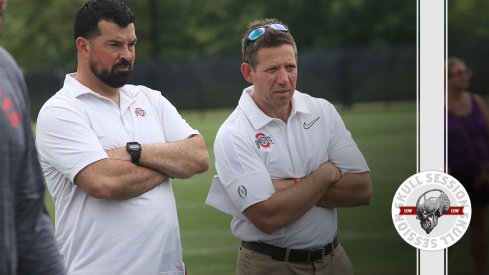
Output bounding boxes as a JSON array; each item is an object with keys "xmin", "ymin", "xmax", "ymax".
[{"xmin": 236, "ymin": 243, "xmax": 353, "ymax": 275}]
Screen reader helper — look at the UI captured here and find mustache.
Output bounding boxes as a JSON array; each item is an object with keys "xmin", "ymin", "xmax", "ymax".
[{"xmin": 113, "ymin": 59, "xmax": 132, "ymax": 70}]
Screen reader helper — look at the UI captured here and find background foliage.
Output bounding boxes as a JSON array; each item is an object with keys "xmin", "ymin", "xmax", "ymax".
[
  {"xmin": 3, "ymin": 1, "xmax": 489, "ymax": 109},
  {"xmin": 2, "ymin": 1, "xmax": 489, "ymax": 72},
  {"xmin": 1, "ymin": 0, "xmax": 419, "ymax": 71}
]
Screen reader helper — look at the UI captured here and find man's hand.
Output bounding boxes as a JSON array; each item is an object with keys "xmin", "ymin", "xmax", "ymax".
[
  {"xmin": 106, "ymin": 147, "xmax": 130, "ymax": 162},
  {"xmin": 85, "ymin": 133, "xmax": 209, "ymax": 200},
  {"xmin": 244, "ymin": 161, "xmax": 340, "ymax": 234},
  {"xmin": 105, "ymin": 135, "xmax": 209, "ymax": 179},
  {"xmin": 315, "ymin": 161, "xmax": 342, "ymax": 185},
  {"xmin": 317, "ymin": 172, "xmax": 372, "ymax": 208},
  {"xmin": 270, "ymin": 161, "xmax": 370, "ymax": 208},
  {"xmin": 138, "ymin": 135, "xmax": 209, "ymax": 178},
  {"xmin": 272, "ymin": 161, "xmax": 341, "ymax": 192}
]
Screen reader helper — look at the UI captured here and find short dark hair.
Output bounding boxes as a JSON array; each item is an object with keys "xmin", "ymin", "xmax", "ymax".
[
  {"xmin": 73, "ymin": 0, "xmax": 135, "ymax": 42},
  {"xmin": 241, "ymin": 18, "xmax": 297, "ymax": 68}
]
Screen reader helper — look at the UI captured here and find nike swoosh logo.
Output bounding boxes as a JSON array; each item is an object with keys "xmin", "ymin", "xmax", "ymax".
[{"xmin": 303, "ymin": 117, "xmax": 320, "ymax": 129}]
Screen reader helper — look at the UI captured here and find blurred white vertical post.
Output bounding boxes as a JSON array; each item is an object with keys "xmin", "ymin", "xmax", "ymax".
[{"xmin": 418, "ymin": 0, "xmax": 446, "ymax": 274}]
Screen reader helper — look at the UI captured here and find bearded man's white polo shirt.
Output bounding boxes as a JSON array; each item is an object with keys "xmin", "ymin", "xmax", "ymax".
[
  {"xmin": 36, "ymin": 74, "xmax": 197, "ymax": 275},
  {"xmin": 210, "ymin": 86, "xmax": 369, "ymax": 249}
]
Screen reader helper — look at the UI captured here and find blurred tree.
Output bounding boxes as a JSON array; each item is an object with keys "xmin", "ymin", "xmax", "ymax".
[
  {"xmin": 0, "ymin": 0, "xmax": 424, "ymax": 71},
  {"xmin": 0, "ymin": 0, "xmax": 84, "ymax": 71},
  {"xmin": 448, "ymin": 0, "xmax": 489, "ymax": 44}
]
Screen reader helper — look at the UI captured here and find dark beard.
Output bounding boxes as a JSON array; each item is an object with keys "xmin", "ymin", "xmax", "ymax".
[{"xmin": 90, "ymin": 59, "xmax": 133, "ymax": 88}]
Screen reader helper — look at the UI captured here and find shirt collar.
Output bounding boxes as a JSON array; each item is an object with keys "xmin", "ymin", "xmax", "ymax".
[
  {"xmin": 63, "ymin": 73, "xmax": 96, "ymax": 98},
  {"xmin": 63, "ymin": 73, "xmax": 138, "ymax": 100},
  {"xmin": 239, "ymin": 86, "xmax": 311, "ymax": 130}
]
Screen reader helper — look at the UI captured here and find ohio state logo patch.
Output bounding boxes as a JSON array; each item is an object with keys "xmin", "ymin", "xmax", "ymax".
[
  {"xmin": 134, "ymin": 107, "xmax": 146, "ymax": 117},
  {"xmin": 254, "ymin": 133, "xmax": 274, "ymax": 149},
  {"xmin": 391, "ymin": 171, "xmax": 471, "ymax": 251}
]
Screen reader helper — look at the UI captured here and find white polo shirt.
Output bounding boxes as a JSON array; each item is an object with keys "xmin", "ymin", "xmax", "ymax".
[
  {"xmin": 36, "ymin": 74, "xmax": 197, "ymax": 275},
  {"xmin": 212, "ymin": 86, "xmax": 369, "ymax": 249}
]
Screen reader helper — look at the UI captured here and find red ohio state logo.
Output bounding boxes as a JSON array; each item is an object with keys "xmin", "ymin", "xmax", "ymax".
[
  {"xmin": 0, "ymin": 88, "xmax": 20, "ymax": 129},
  {"xmin": 134, "ymin": 107, "xmax": 146, "ymax": 117},
  {"xmin": 254, "ymin": 133, "xmax": 274, "ymax": 149}
]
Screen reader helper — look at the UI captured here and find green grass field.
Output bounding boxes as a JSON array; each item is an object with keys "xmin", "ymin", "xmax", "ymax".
[{"xmin": 42, "ymin": 101, "xmax": 482, "ymax": 274}]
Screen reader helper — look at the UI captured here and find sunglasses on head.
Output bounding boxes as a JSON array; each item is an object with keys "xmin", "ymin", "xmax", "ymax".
[{"xmin": 246, "ymin": 23, "xmax": 289, "ymax": 41}]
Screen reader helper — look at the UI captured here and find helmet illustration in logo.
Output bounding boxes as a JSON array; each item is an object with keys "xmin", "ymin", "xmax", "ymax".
[{"xmin": 416, "ymin": 189, "xmax": 450, "ymax": 234}]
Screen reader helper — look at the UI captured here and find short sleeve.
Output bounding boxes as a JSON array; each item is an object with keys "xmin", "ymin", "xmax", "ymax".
[
  {"xmin": 327, "ymin": 105, "xmax": 370, "ymax": 174},
  {"xmin": 214, "ymin": 127, "xmax": 275, "ymax": 213},
  {"xmin": 156, "ymin": 92, "xmax": 199, "ymax": 142},
  {"xmin": 36, "ymin": 101, "xmax": 108, "ymax": 182}
]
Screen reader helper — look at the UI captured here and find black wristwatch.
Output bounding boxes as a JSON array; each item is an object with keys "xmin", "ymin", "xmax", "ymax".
[{"xmin": 126, "ymin": 142, "xmax": 142, "ymax": 164}]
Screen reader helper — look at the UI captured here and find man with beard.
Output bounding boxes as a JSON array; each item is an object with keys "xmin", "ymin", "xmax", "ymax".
[{"xmin": 35, "ymin": 1, "xmax": 209, "ymax": 274}]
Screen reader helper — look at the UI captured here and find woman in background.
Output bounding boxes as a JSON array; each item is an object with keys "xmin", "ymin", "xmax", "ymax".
[{"xmin": 447, "ymin": 57, "xmax": 489, "ymax": 275}]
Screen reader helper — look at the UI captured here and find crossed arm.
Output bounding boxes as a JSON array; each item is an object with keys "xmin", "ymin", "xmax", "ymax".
[
  {"xmin": 243, "ymin": 161, "xmax": 342, "ymax": 234},
  {"xmin": 75, "ymin": 134, "xmax": 209, "ymax": 200},
  {"xmin": 244, "ymin": 162, "xmax": 371, "ymax": 234},
  {"xmin": 273, "ymin": 170, "xmax": 371, "ymax": 208}
]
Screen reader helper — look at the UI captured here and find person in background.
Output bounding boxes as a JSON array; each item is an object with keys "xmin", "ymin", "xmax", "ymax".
[
  {"xmin": 447, "ymin": 57, "xmax": 489, "ymax": 275},
  {"xmin": 207, "ymin": 18, "xmax": 371, "ymax": 275},
  {"xmin": 0, "ymin": 0, "xmax": 66, "ymax": 274},
  {"xmin": 35, "ymin": 0, "xmax": 209, "ymax": 274}
]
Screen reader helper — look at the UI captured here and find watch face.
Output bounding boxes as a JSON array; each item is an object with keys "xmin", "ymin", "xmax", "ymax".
[{"xmin": 128, "ymin": 144, "xmax": 140, "ymax": 150}]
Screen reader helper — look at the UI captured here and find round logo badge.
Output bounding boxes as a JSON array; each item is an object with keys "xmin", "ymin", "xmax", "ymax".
[
  {"xmin": 238, "ymin": 185, "xmax": 247, "ymax": 198},
  {"xmin": 391, "ymin": 171, "xmax": 472, "ymax": 251}
]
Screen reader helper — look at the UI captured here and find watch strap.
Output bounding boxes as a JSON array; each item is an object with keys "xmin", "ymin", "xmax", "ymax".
[
  {"xmin": 126, "ymin": 142, "xmax": 142, "ymax": 164},
  {"xmin": 129, "ymin": 149, "xmax": 141, "ymax": 164}
]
